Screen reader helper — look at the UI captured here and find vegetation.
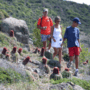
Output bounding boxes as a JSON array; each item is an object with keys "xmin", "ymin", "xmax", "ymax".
[
  {"xmin": 79, "ymin": 44, "xmax": 90, "ymax": 64},
  {"xmin": 0, "ymin": 67, "xmax": 31, "ymax": 84},
  {"xmin": 50, "ymin": 78, "xmax": 90, "ymax": 90},
  {"xmin": 61, "ymin": 71, "xmax": 71, "ymax": 78},
  {"xmin": 0, "ymin": 32, "xmax": 24, "ymax": 50},
  {"xmin": 0, "ymin": 0, "xmax": 90, "ymax": 35},
  {"xmin": 63, "ymin": 54, "xmax": 69, "ymax": 62},
  {"xmin": 33, "ymin": 22, "xmax": 43, "ymax": 47}
]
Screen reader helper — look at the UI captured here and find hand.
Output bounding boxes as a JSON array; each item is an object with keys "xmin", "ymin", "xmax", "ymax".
[
  {"xmin": 61, "ymin": 43, "xmax": 63, "ymax": 47},
  {"xmin": 53, "ymin": 38, "xmax": 56, "ymax": 42},
  {"xmin": 42, "ymin": 26, "xmax": 47, "ymax": 30},
  {"xmin": 80, "ymin": 47, "xmax": 82, "ymax": 52}
]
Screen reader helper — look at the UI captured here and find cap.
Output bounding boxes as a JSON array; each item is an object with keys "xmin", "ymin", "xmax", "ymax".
[
  {"xmin": 73, "ymin": 17, "xmax": 81, "ymax": 24},
  {"xmin": 43, "ymin": 8, "xmax": 48, "ymax": 12}
]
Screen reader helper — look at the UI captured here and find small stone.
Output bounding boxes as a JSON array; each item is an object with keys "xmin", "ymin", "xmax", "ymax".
[{"xmin": 31, "ymin": 60, "xmax": 41, "ymax": 65}]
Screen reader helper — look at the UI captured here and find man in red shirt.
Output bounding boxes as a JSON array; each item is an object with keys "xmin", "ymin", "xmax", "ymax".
[{"xmin": 37, "ymin": 8, "xmax": 53, "ymax": 51}]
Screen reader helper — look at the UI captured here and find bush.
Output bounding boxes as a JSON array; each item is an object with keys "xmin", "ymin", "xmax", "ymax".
[
  {"xmin": 0, "ymin": 67, "xmax": 31, "ymax": 84},
  {"xmin": 61, "ymin": 71, "xmax": 71, "ymax": 78},
  {"xmin": 79, "ymin": 44, "xmax": 90, "ymax": 64},
  {"xmin": 23, "ymin": 50, "xmax": 28, "ymax": 54},
  {"xmin": 63, "ymin": 54, "xmax": 69, "ymax": 62},
  {"xmin": 50, "ymin": 78, "xmax": 90, "ymax": 90}
]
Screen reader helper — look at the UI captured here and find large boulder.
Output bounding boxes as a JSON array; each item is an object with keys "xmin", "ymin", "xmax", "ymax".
[{"xmin": 1, "ymin": 17, "xmax": 29, "ymax": 44}]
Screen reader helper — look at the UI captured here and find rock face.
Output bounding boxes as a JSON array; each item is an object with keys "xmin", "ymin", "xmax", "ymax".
[
  {"xmin": 1, "ymin": 17, "xmax": 29, "ymax": 44},
  {"xmin": 0, "ymin": 59, "xmax": 26, "ymax": 76},
  {"xmin": 49, "ymin": 82, "xmax": 84, "ymax": 90}
]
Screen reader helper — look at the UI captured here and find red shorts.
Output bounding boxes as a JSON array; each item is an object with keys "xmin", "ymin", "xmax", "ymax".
[{"xmin": 68, "ymin": 47, "xmax": 80, "ymax": 56}]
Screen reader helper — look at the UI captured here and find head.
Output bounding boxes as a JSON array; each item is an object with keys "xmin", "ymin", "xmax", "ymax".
[
  {"xmin": 72, "ymin": 17, "xmax": 81, "ymax": 27},
  {"xmin": 55, "ymin": 16, "xmax": 61, "ymax": 24},
  {"xmin": 43, "ymin": 8, "xmax": 48, "ymax": 17}
]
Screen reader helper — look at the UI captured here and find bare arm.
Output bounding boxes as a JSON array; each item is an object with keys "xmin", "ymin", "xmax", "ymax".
[
  {"xmin": 37, "ymin": 25, "xmax": 46, "ymax": 30},
  {"xmin": 37, "ymin": 25, "xmax": 42, "ymax": 29},
  {"xmin": 60, "ymin": 25, "xmax": 62, "ymax": 36},
  {"xmin": 78, "ymin": 39, "xmax": 82, "ymax": 52},
  {"xmin": 50, "ymin": 25, "xmax": 56, "ymax": 42},
  {"xmin": 50, "ymin": 26, "xmax": 54, "ymax": 38}
]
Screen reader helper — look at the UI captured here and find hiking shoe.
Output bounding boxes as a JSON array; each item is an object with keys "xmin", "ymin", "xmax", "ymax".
[
  {"xmin": 73, "ymin": 71, "xmax": 78, "ymax": 76},
  {"xmin": 67, "ymin": 61, "xmax": 71, "ymax": 68},
  {"xmin": 46, "ymin": 49, "xmax": 50, "ymax": 52}
]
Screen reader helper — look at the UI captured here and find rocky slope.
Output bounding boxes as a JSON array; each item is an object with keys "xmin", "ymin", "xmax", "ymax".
[{"xmin": 0, "ymin": 32, "xmax": 90, "ymax": 90}]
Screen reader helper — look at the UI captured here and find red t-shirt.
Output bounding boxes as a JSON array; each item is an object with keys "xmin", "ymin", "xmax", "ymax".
[{"xmin": 37, "ymin": 16, "xmax": 53, "ymax": 35}]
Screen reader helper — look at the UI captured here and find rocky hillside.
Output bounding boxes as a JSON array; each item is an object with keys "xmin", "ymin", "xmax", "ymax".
[
  {"xmin": 0, "ymin": 0, "xmax": 90, "ymax": 48},
  {"xmin": 0, "ymin": 32, "xmax": 90, "ymax": 90},
  {"xmin": 0, "ymin": 0, "xmax": 90, "ymax": 34}
]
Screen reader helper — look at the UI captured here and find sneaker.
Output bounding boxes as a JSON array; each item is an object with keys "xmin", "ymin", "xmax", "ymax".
[
  {"xmin": 67, "ymin": 61, "xmax": 71, "ymax": 68},
  {"xmin": 46, "ymin": 49, "xmax": 50, "ymax": 52},
  {"xmin": 73, "ymin": 71, "xmax": 78, "ymax": 76}
]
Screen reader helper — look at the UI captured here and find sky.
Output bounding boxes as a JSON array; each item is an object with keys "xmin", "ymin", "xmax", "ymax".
[{"xmin": 66, "ymin": 0, "xmax": 90, "ymax": 5}]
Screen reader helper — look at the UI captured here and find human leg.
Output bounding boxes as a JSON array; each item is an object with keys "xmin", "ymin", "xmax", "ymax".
[
  {"xmin": 43, "ymin": 41, "xmax": 47, "ymax": 51},
  {"xmin": 74, "ymin": 47, "xmax": 80, "ymax": 76},
  {"xmin": 47, "ymin": 37, "xmax": 51, "ymax": 50},
  {"xmin": 58, "ymin": 48, "xmax": 62, "ymax": 64},
  {"xmin": 73, "ymin": 55, "xmax": 79, "ymax": 76},
  {"xmin": 67, "ymin": 56, "xmax": 74, "ymax": 68},
  {"xmin": 75, "ymin": 55, "xmax": 79, "ymax": 69},
  {"xmin": 53, "ymin": 47, "xmax": 57, "ymax": 59},
  {"xmin": 67, "ymin": 47, "xmax": 74, "ymax": 68}
]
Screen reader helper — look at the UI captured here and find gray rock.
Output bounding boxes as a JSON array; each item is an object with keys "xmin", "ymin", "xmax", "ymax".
[
  {"xmin": 49, "ymin": 82, "xmax": 84, "ymax": 90},
  {"xmin": 1, "ymin": 17, "xmax": 29, "ymax": 44},
  {"xmin": 62, "ymin": 47, "xmax": 68, "ymax": 54},
  {"xmin": 31, "ymin": 60, "xmax": 41, "ymax": 65},
  {"xmin": 0, "ymin": 59, "xmax": 26, "ymax": 76},
  {"xmin": 74, "ymin": 85, "xmax": 85, "ymax": 90}
]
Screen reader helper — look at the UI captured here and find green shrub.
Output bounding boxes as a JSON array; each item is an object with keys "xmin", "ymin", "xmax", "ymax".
[
  {"xmin": 0, "ymin": 67, "xmax": 31, "ymax": 84},
  {"xmin": 0, "ymin": 11, "xmax": 5, "ymax": 19},
  {"xmin": 79, "ymin": 44, "xmax": 90, "ymax": 64},
  {"xmin": 63, "ymin": 54, "xmax": 69, "ymax": 62},
  {"xmin": 61, "ymin": 71, "xmax": 71, "ymax": 78},
  {"xmin": 23, "ymin": 50, "xmax": 28, "ymax": 54},
  {"xmin": 50, "ymin": 78, "xmax": 90, "ymax": 90}
]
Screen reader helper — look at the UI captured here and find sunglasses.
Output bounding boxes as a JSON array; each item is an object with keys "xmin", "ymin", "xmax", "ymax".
[{"xmin": 57, "ymin": 21, "xmax": 60, "ymax": 22}]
